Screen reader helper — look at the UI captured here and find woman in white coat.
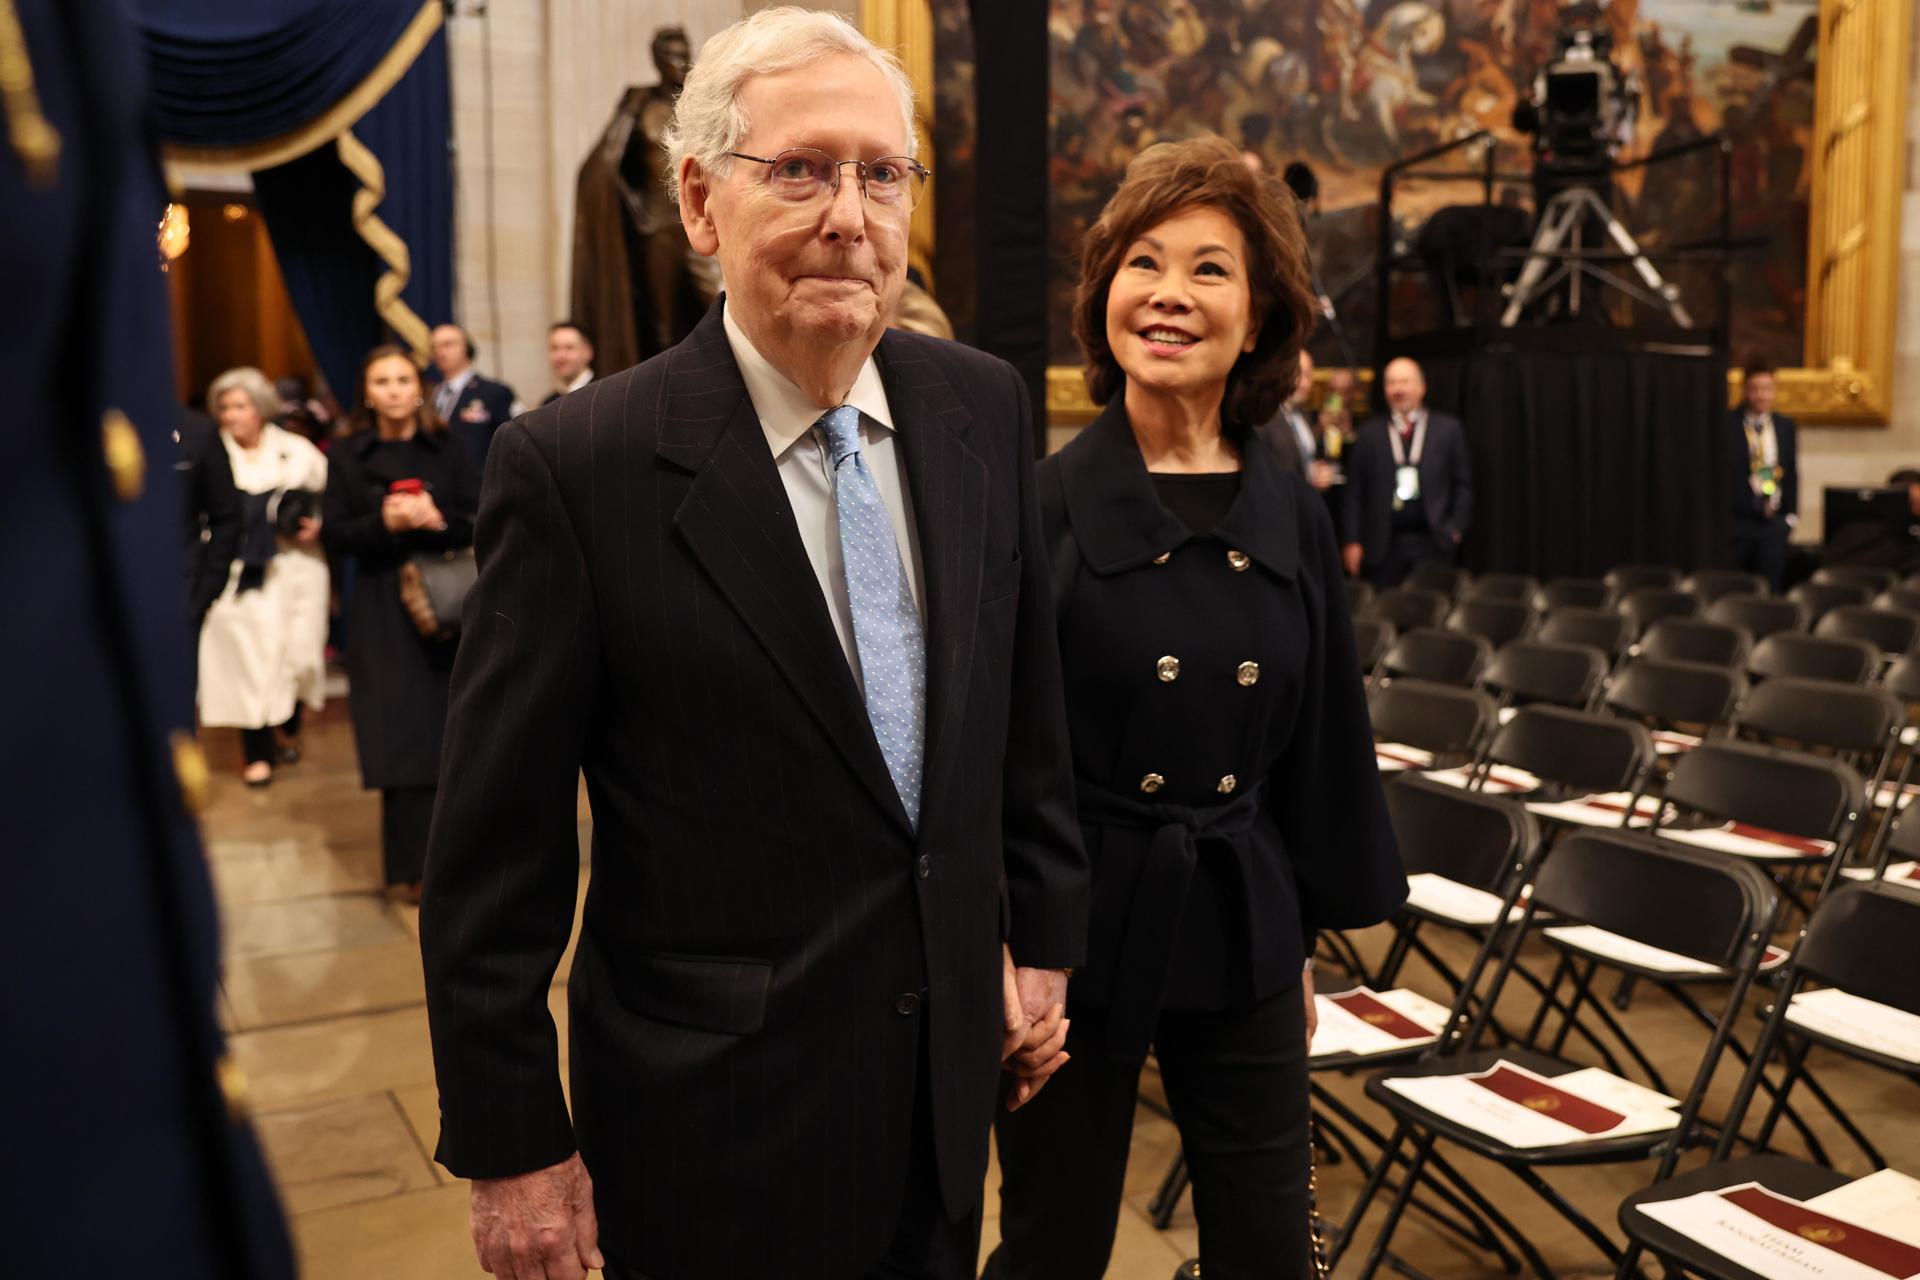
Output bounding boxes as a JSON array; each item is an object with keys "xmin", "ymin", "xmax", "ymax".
[{"xmin": 197, "ymin": 367, "xmax": 330, "ymax": 787}]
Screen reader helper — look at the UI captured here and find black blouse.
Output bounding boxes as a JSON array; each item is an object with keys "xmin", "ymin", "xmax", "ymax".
[{"xmin": 1039, "ymin": 401, "xmax": 1405, "ymax": 1059}]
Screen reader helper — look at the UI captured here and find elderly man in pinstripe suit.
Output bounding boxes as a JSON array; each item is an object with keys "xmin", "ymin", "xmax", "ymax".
[{"xmin": 419, "ymin": 11, "xmax": 1087, "ymax": 1280}]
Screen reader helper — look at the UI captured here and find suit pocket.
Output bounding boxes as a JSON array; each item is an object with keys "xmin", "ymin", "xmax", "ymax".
[
  {"xmin": 980, "ymin": 555, "xmax": 1023, "ymax": 604},
  {"xmin": 608, "ymin": 952, "xmax": 772, "ymax": 1035}
]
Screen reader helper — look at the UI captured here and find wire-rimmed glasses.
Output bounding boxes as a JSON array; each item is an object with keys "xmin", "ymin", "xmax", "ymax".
[{"xmin": 726, "ymin": 148, "xmax": 931, "ymax": 212}]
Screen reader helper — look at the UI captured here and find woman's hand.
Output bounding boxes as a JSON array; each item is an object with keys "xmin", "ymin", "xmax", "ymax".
[
  {"xmin": 381, "ymin": 494, "xmax": 416, "ymax": 532},
  {"xmin": 415, "ymin": 493, "xmax": 448, "ymax": 532},
  {"xmin": 1303, "ymin": 962, "xmax": 1317, "ymax": 1049},
  {"xmin": 295, "ymin": 516, "xmax": 322, "ymax": 545}
]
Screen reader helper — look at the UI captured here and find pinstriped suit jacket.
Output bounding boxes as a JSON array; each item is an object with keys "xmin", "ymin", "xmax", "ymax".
[{"xmin": 420, "ymin": 301, "xmax": 1087, "ymax": 1278}]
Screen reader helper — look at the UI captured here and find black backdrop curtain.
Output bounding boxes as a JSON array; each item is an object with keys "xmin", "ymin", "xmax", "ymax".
[
  {"xmin": 134, "ymin": 0, "xmax": 450, "ymax": 401},
  {"xmin": 1417, "ymin": 346, "xmax": 1730, "ymax": 579}
]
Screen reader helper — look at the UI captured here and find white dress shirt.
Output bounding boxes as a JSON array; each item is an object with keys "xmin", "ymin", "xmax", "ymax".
[
  {"xmin": 722, "ymin": 304, "xmax": 925, "ymax": 691},
  {"xmin": 434, "ymin": 367, "xmax": 475, "ymax": 420}
]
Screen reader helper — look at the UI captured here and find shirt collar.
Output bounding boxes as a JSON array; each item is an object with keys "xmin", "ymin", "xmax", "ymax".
[
  {"xmin": 443, "ymin": 368, "xmax": 476, "ymax": 398},
  {"xmin": 723, "ymin": 300, "xmax": 893, "ymax": 458},
  {"xmin": 564, "ymin": 368, "xmax": 593, "ymax": 394}
]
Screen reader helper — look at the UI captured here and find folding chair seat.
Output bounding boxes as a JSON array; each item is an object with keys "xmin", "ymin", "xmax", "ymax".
[
  {"xmin": 1811, "ymin": 563, "xmax": 1896, "ymax": 594},
  {"xmin": 1603, "ymin": 656, "xmax": 1745, "ymax": 758},
  {"xmin": 1679, "ymin": 570, "xmax": 1768, "ymax": 603},
  {"xmin": 1635, "ymin": 619, "xmax": 1750, "ymax": 670},
  {"xmin": 1444, "ymin": 596, "xmax": 1538, "ymax": 649},
  {"xmin": 1539, "ymin": 577, "xmax": 1612, "ymax": 611},
  {"xmin": 1369, "ymin": 678, "xmax": 1496, "ymax": 773},
  {"xmin": 1538, "ymin": 606, "xmax": 1633, "ymax": 661},
  {"xmin": 1873, "ymin": 585, "xmax": 1920, "ymax": 614},
  {"xmin": 1379, "ymin": 626, "xmax": 1489, "ymax": 688},
  {"xmin": 1787, "ymin": 579, "xmax": 1870, "ymax": 625},
  {"xmin": 1372, "ymin": 585, "xmax": 1450, "ymax": 632},
  {"xmin": 1346, "ymin": 577, "xmax": 1376, "ymax": 617},
  {"xmin": 1464, "ymin": 572, "xmax": 1539, "ymax": 604},
  {"xmin": 1746, "ymin": 631, "xmax": 1877, "ymax": 685},
  {"xmin": 1478, "ymin": 640, "xmax": 1609, "ymax": 713},
  {"xmin": 1616, "ymin": 587, "xmax": 1701, "ymax": 640},
  {"xmin": 1353, "ymin": 616, "xmax": 1394, "ymax": 677},
  {"xmin": 1618, "ymin": 882, "xmax": 1920, "ymax": 1280},
  {"xmin": 1704, "ymin": 591, "xmax": 1804, "ymax": 642},
  {"xmin": 1814, "ymin": 603, "xmax": 1920, "ymax": 657},
  {"xmin": 1852, "ymin": 793, "xmax": 1920, "ymax": 884},
  {"xmin": 1406, "ymin": 561, "xmax": 1471, "ymax": 600},
  {"xmin": 1334, "ymin": 833, "xmax": 1779, "ymax": 1280},
  {"xmin": 1604, "ymin": 564, "xmax": 1681, "ymax": 595}
]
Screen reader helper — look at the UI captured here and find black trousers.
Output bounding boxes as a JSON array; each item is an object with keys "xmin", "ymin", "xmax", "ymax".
[
  {"xmin": 984, "ymin": 984, "xmax": 1311, "ymax": 1280},
  {"xmin": 240, "ymin": 706, "xmax": 303, "ymax": 767},
  {"xmin": 1369, "ymin": 528, "xmax": 1454, "ymax": 589},
  {"xmin": 1734, "ymin": 515, "xmax": 1791, "ymax": 594},
  {"xmin": 380, "ymin": 785, "xmax": 436, "ymax": 886}
]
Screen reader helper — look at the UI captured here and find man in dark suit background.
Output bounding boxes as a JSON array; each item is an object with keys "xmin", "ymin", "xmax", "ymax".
[
  {"xmin": 1341, "ymin": 355, "xmax": 1474, "ymax": 585},
  {"xmin": 1729, "ymin": 357, "xmax": 1798, "ymax": 592},
  {"xmin": 420, "ymin": 11, "xmax": 1087, "ymax": 1280},
  {"xmin": 428, "ymin": 322, "xmax": 521, "ymax": 472}
]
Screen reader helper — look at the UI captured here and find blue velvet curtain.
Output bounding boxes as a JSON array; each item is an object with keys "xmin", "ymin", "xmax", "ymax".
[{"xmin": 133, "ymin": 0, "xmax": 451, "ymax": 401}]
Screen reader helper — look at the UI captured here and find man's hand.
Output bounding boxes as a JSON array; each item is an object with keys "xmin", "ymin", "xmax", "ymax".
[
  {"xmin": 1342, "ymin": 542, "xmax": 1363, "ymax": 578},
  {"xmin": 469, "ymin": 1151, "xmax": 602, "ymax": 1280},
  {"xmin": 1309, "ymin": 461, "xmax": 1335, "ymax": 492},
  {"xmin": 1303, "ymin": 964, "xmax": 1318, "ymax": 1049},
  {"xmin": 1003, "ymin": 958, "xmax": 1071, "ymax": 1112}
]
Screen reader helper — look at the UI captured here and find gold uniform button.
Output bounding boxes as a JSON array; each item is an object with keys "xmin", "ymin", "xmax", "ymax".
[
  {"xmin": 1226, "ymin": 549, "xmax": 1251, "ymax": 572},
  {"xmin": 101, "ymin": 409, "xmax": 146, "ymax": 502},
  {"xmin": 1237, "ymin": 661, "xmax": 1261, "ymax": 687},
  {"xmin": 1152, "ymin": 551, "xmax": 1171, "ymax": 565},
  {"xmin": 1156, "ymin": 655, "xmax": 1181, "ymax": 682},
  {"xmin": 215, "ymin": 1053, "xmax": 251, "ymax": 1119},
  {"xmin": 170, "ymin": 730, "xmax": 211, "ymax": 815},
  {"xmin": 1218, "ymin": 774, "xmax": 1238, "ymax": 795},
  {"xmin": 1140, "ymin": 773, "xmax": 1166, "ymax": 795}
]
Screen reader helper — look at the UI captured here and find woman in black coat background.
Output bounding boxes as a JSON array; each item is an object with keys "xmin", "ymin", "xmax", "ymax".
[
  {"xmin": 984, "ymin": 136, "xmax": 1406, "ymax": 1279},
  {"xmin": 323, "ymin": 344, "xmax": 479, "ymax": 896}
]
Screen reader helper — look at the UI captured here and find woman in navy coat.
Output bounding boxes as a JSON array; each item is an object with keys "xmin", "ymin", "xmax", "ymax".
[{"xmin": 986, "ymin": 135, "xmax": 1406, "ymax": 1279}]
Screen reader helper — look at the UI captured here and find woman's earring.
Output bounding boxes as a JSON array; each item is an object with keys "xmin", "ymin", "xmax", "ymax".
[{"xmin": 415, "ymin": 396, "xmax": 425, "ymax": 408}]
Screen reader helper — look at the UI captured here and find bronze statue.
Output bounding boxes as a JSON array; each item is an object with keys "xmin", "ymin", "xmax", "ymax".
[{"xmin": 569, "ymin": 26, "xmax": 719, "ymax": 375}]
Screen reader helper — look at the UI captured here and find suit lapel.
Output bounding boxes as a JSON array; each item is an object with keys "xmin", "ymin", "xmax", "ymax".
[
  {"xmin": 879, "ymin": 332, "xmax": 987, "ymax": 837},
  {"xmin": 661, "ymin": 306, "xmax": 914, "ymax": 834}
]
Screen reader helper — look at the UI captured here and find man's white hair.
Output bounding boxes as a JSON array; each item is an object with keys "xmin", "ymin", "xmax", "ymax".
[{"xmin": 662, "ymin": 6, "xmax": 916, "ymax": 207}]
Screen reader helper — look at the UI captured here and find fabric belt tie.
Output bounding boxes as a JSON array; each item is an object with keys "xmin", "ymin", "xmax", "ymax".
[{"xmin": 1076, "ymin": 778, "xmax": 1268, "ymax": 1061}]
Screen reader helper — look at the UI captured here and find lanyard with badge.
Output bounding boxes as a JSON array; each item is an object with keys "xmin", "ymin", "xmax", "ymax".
[
  {"xmin": 1389, "ymin": 414, "xmax": 1426, "ymax": 511},
  {"xmin": 1744, "ymin": 416, "xmax": 1779, "ymax": 505}
]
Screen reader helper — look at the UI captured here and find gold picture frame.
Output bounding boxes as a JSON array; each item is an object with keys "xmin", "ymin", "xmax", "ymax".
[{"xmin": 874, "ymin": 0, "xmax": 1910, "ymax": 428}]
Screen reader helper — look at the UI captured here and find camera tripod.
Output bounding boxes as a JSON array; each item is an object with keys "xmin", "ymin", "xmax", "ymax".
[{"xmin": 1499, "ymin": 184, "xmax": 1693, "ymax": 328}]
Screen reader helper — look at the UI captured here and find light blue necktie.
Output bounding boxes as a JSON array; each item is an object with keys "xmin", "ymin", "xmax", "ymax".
[{"xmin": 818, "ymin": 405, "xmax": 926, "ymax": 827}]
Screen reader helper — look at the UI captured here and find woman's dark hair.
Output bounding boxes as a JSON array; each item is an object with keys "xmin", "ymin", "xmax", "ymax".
[
  {"xmin": 344, "ymin": 343, "xmax": 445, "ymax": 438},
  {"xmin": 1074, "ymin": 133, "xmax": 1317, "ymax": 434}
]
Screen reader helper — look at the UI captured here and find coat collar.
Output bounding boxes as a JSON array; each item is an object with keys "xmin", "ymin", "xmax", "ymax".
[
  {"xmin": 350, "ymin": 423, "xmax": 446, "ymax": 459},
  {"xmin": 1057, "ymin": 397, "xmax": 1298, "ymax": 578}
]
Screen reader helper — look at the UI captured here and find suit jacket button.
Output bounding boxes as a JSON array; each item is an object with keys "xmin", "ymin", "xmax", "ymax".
[
  {"xmin": 916, "ymin": 853, "xmax": 932, "ymax": 880},
  {"xmin": 1226, "ymin": 549, "xmax": 1251, "ymax": 572},
  {"xmin": 170, "ymin": 730, "xmax": 211, "ymax": 815},
  {"xmin": 895, "ymin": 992, "xmax": 922, "ymax": 1016},
  {"xmin": 1140, "ymin": 773, "xmax": 1165, "ymax": 795},
  {"xmin": 1152, "ymin": 551, "xmax": 1171, "ymax": 565},
  {"xmin": 1156, "ymin": 655, "xmax": 1181, "ymax": 682},
  {"xmin": 1218, "ymin": 774, "xmax": 1238, "ymax": 795},
  {"xmin": 1237, "ymin": 661, "xmax": 1261, "ymax": 686},
  {"xmin": 102, "ymin": 409, "xmax": 146, "ymax": 502}
]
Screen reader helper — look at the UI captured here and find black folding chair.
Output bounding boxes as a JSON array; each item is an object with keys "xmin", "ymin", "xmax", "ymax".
[
  {"xmin": 1347, "ymin": 577, "xmax": 1376, "ymax": 617},
  {"xmin": 1873, "ymin": 585, "xmax": 1920, "ymax": 614},
  {"xmin": 1540, "ymin": 577, "xmax": 1613, "ymax": 611},
  {"xmin": 1373, "ymin": 586, "xmax": 1450, "ymax": 633},
  {"xmin": 1731, "ymin": 676, "xmax": 1902, "ymax": 787},
  {"xmin": 1379, "ymin": 627, "xmax": 1491, "ymax": 688},
  {"xmin": 1481, "ymin": 704, "xmax": 1655, "ymax": 802},
  {"xmin": 1604, "ymin": 657, "xmax": 1745, "ymax": 757},
  {"xmin": 1747, "ymin": 631, "xmax": 1879, "ymax": 685},
  {"xmin": 1335, "ymin": 834, "xmax": 1779, "ymax": 1279},
  {"xmin": 1617, "ymin": 882, "xmax": 1920, "ymax": 1280},
  {"xmin": 1605, "ymin": 564, "xmax": 1681, "ymax": 595},
  {"xmin": 1680, "ymin": 570, "xmax": 1768, "ymax": 603},
  {"xmin": 1635, "ymin": 619, "xmax": 1751, "ymax": 670},
  {"xmin": 1370, "ymin": 678, "xmax": 1497, "ymax": 770},
  {"xmin": 1814, "ymin": 603, "xmax": 1920, "ymax": 657},
  {"xmin": 1539, "ymin": 606, "xmax": 1634, "ymax": 662},
  {"xmin": 1812, "ymin": 564, "xmax": 1897, "ymax": 594},
  {"xmin": 1446, "ymin": 597, "xmax": 1539, "ymax": 650},
  {"xmin": 1480, "ymin": 640, "xmax": 1611, "ymax": 712},
  {"xmin": 1466, "ymin": 572, "xmax": 1540, "ymax": 603},
  {"xmin": 1787, "ymin": 580, "xmax": 1871, "ymax": 625},
  {"xmin": 1406, "ymin": 561, "xmax": 1471, "ymax": 600},
  {"xmin": 1354, "ymin": 616, "xmax": 1394, "ymax": 680},
  {"xmin": 1705, "ymin": 591, "xmax": 1805, "ymax": 643},
  {"xmin": 1617, "ymin": 587, "xmax": 1702, "ymax": 640}
]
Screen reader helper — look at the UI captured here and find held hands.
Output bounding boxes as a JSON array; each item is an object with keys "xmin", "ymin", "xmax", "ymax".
[
  {"xmin": 469, "ymin": 1151, "xmax": 603, "ymax": 1280},
  {"xmin": 1001, "ymin": 943, "xmax": 1071, "ymax": 1112},
  {"xmin": 381, "ymin": 491, "xmax": 448, "ymax": 533}
]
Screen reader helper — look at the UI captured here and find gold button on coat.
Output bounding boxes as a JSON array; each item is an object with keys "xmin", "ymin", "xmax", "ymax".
[
  {"xmin": 1156, "ymin": 655, "xmax": 1181, "ymax": 682},
  {"xmin": 1152, "ymin": 552, "xmax": 1171, "ymax": 565},
  {"xmin": 1237, "ymin": 661, "xmax": 1261, "ymax": 687},
  {"xmin": 1140, "ymin": 773, "xmax": 1165, "ymax": 795},
  {"xmin": 1218, "ymin": 775, "xmax": 1238, "ymax": 794},
  {"xmin": 1226, "ymin": 549, "xmax": 1251, "ymax": 571},
  {"xmin": 169, "ymin": 730, "xmax": 210, "ymax": 815},
  {"xmin": 215, "ymin": 1054, "xmax": 250, "ymax": 1119},
  {"xmin": 101, "ymin": 409, "xmax": 145, "ymax": 502}
]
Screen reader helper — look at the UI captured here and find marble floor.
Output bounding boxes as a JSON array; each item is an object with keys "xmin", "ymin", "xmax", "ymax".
[{"xmin": 203, "ymin": 700, "xmax": 1920, "ymax": 1278}]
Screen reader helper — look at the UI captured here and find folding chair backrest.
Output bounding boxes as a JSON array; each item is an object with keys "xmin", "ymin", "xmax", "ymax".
[
  {"xmin": 1604, "ymin": 656, "xmax": 1744, "ymax": 731},
  {"xmin": 1813, "ymin": 564, "xmax": 1897, "ymax": 594},
  {"xmin": 1705, "ymin": 592, "xmax": 1806, "ymax": 642},
  {"xmin": 1882, "ymin": 651, "xmax": 1920, "ymax": 702},
  {"xmin": 1538, "ymin": 606, "xmax": 1632, "ymax": 659},
  {"xmin": 1488, "ymin": 705, "xmax": 1653, "ymax": 794},
  {"xmin": 1661, "ymin": 739, "xmax": 1865, "ymax": 842},
  {"xmin": 1886, "ymin": 808, "xmax": 1920, "ymax": 860},
  {"xmin": 1789, "ymin": 580, "xmax": 1871, "ymax": 624},
  {"xmin": 1466, "ymin": 573, "xmax": 1540, "ymax": 603},
  {"xmin": 1539, "ymin": 577, "xmax": 1612, "ymax": 611},
  {"xmin": 1748, "ymin": 632, "xmax": 1878, "ymax": 685},
  {"xmin": 1480, "ymin": 640, "xmax": 1608, "ymax": 709},
  {"xmin": 1604, "ymin": 564, "xmax": 1680, "ymax": 594},
  {"xmin": 1618, "ymin": 587, "xmax": 1702, "ymax": 639},
  {"xmin": 1354, "ymin": 616, "xmax": 1394, "ymax": 673},
  {"xmin": 1385, "ymin": 774, "xmax": 1537, "ymax": 892},
  {"xmin": 1406, "ymin": 561, "xmax": 1470, "ymax": 600},
  {"xmin": 1346, "ymin": 577, "xmax": 1376, "ymax": 617},
  {"xmin": 1637, "ymin": 618, "xmax": 1751, "ymax": 669},
  {"xmin": 1373, "ymin": 586, "xmax": 1450, "ymax": 632},
  {"xmin": 1874, "ymin": 586, "xmax": 1920, "ymax": 615},
  {"xmin": 1370, "ymin": 678, "xmax": 1495, "ymax": 760},
  {"xmin": 1445, "ymin": 597, "xmax": 1538, "ymax": 649},
  {"xmin": 1380, "ymin": 627, "xmax": 1490, "ymax": 687},
  {"xmin": 1793, "ymin": 882, "xmax": 1920, "ymax": 1018},
  {"xmin": 1681, "ymin": 570, "xmax": 1769, "ymax": 603},
  {"xmin": 1733, "ymin": 676, "xmax": 1902, "ymax": 758},
  {"xmin": 1815, "ymin": 604, "xmax": 1920, "ymax": 657}
]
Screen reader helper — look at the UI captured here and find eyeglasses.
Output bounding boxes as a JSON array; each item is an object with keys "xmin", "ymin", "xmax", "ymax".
[{"xmin": 726, "ymin": 148, "xmax": 931, "ymax": 212}]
